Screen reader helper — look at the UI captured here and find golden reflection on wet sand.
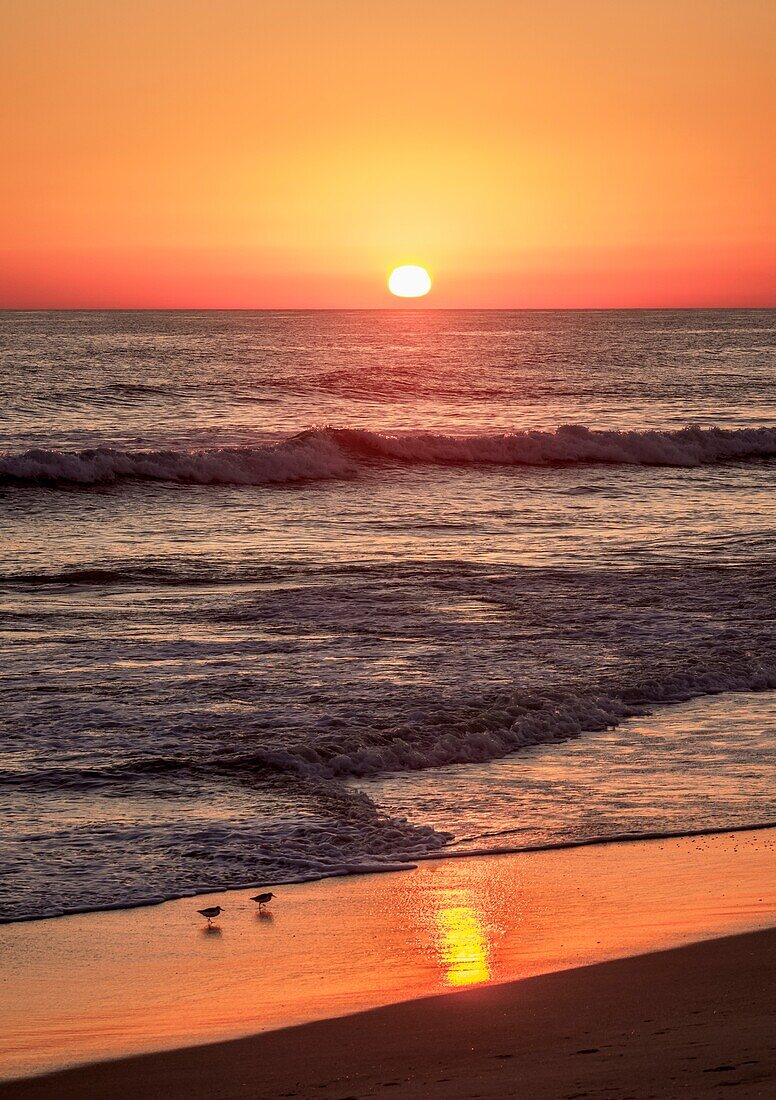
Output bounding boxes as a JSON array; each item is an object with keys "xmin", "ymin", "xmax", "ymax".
[{"xmin": 433, "ymin": 890, "xmax": 491, "ymax": 986}]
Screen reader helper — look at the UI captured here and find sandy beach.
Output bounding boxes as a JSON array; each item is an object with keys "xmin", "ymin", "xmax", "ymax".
[
  {"xmin": 2, "ymin": 926, "xmax": 773, "ymax": 1099},
  {"xmin": 1, "ymin": 828, "xmax": 774, "ymax": 1095}
]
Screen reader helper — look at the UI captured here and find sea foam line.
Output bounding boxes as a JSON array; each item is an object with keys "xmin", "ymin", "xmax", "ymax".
[{"xmin": 2, "ymin": 821, "xmax": 772, "ymax": 925}]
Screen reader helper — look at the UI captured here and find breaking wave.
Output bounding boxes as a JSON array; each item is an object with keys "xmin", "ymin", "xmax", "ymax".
[
  {"xmin": 163, "ymin": 664, "xmax": 776, "ymax": 780},
  {"xmin": 4, "ymin": 662, "xmax": 774, "ymax": 791},
  {"xmin": 2, "ymin": 423, "xmax": 775, "ymax": 487}
]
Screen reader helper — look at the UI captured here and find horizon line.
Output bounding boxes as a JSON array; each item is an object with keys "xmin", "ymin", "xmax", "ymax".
[{"xmin": 2, "ymin": 304, "xmax": 775, "ymax": 314}]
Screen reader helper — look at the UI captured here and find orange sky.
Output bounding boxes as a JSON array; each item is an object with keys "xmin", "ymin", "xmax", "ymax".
[{"xmin": 1, "ymin": 0, "xmax": 775, "ymax": 308}]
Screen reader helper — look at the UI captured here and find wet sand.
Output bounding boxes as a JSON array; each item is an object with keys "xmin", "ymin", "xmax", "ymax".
[
  {"xmin": 0, "ymin": 829, "xmax": 773, "ymax": 1092},
  {"xmin": 2, "ymin": 929, "xmax": 774, "ymax": 1099}
]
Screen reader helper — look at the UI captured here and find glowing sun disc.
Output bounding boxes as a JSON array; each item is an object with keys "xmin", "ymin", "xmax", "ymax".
[{"xmin": 388, "ymin": 265, "xmax": 432, "ymax": 298}]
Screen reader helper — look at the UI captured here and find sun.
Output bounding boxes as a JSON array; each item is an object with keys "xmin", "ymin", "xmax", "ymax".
[{"xmin": 388, "ymin": 264, "xmax": 432, "ymax": 298}]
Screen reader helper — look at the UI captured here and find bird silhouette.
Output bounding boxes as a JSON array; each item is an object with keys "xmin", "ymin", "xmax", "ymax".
[{"xmin": 197, "ymin": 905, "xmax": 225, "ymax": 927}]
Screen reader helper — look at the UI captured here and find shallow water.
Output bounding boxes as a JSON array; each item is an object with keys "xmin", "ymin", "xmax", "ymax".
[
  {"xmin": 362, "ymin": 693, "xmax": 776, "ymax": 851},
  {"xmin": 1, "ymin": 309, "xmax": 774, "ymax": 919}
]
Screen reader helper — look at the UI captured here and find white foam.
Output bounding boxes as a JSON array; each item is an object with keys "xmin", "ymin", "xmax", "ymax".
[{"xmin": 233, "ymin": 664, "xmax": 776, "ymax": 780}]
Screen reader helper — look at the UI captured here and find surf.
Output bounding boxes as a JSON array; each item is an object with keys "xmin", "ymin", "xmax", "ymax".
[{"xmin": 2, "ymin": 423, "xmax": 775, "ymax": 488}]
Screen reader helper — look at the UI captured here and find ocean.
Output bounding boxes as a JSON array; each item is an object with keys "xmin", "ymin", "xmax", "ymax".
[{"xmin": 1, "ymin": 309, "xmax": 774, "ymax": 922}]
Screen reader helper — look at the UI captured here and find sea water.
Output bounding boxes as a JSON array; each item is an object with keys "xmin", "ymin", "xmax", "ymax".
[{"xmin": 1, "ymin": 309, "xmax": 774, "ymax": 920}]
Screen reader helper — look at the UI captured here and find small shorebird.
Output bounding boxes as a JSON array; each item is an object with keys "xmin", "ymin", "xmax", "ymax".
[
  {"xmin": 197, "ymin": 905, "xmax": 225, "ymax": 926},
  {"xmin": 250, "ymin": 892, "xmax": 276, "ymax": 912}
]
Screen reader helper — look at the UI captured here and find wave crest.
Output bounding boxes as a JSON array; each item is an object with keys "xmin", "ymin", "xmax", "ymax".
[{"xmin": 2, "ymin": 424, "xmax": 775, "ymax": 487}]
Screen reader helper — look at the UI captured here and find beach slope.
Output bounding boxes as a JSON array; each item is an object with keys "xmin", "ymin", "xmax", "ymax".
[{"xmin": 3, "ymin": 926, "xmax": 773, "ymax": 1099}]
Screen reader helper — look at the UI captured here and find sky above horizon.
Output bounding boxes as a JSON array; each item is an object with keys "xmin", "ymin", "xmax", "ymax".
[{"xmin": 1, "ymin": 0, "xmax": 775, "ymax": 309}]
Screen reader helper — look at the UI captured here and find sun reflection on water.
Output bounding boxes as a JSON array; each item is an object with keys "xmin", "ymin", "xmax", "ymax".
[{"xmin": 434, "ymin": 893, "xmax": 491, "ymax": 987}]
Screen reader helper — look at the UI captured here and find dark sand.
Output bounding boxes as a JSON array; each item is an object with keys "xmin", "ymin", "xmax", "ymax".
[{"xmin": 3, "ymin": 926, "xmax": 773, "ymax": 1099}]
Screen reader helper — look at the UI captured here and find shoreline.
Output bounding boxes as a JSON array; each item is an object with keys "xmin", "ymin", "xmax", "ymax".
[
  {"xmin": 3, "ymin": 927, "xmax": 774, "ymax": 1098},
  {"xmin": 1, "ymin": 827, "xmax": 773, "ymax": 1084},
  {"xmin": 3, "ymin": 818, "xmax": 774, "ymax": 927}
]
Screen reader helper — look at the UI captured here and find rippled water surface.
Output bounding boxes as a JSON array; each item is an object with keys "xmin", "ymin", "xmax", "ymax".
[{"xmin": 1, "ymin": 310, "xmax": 774, "ymax": 919}]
